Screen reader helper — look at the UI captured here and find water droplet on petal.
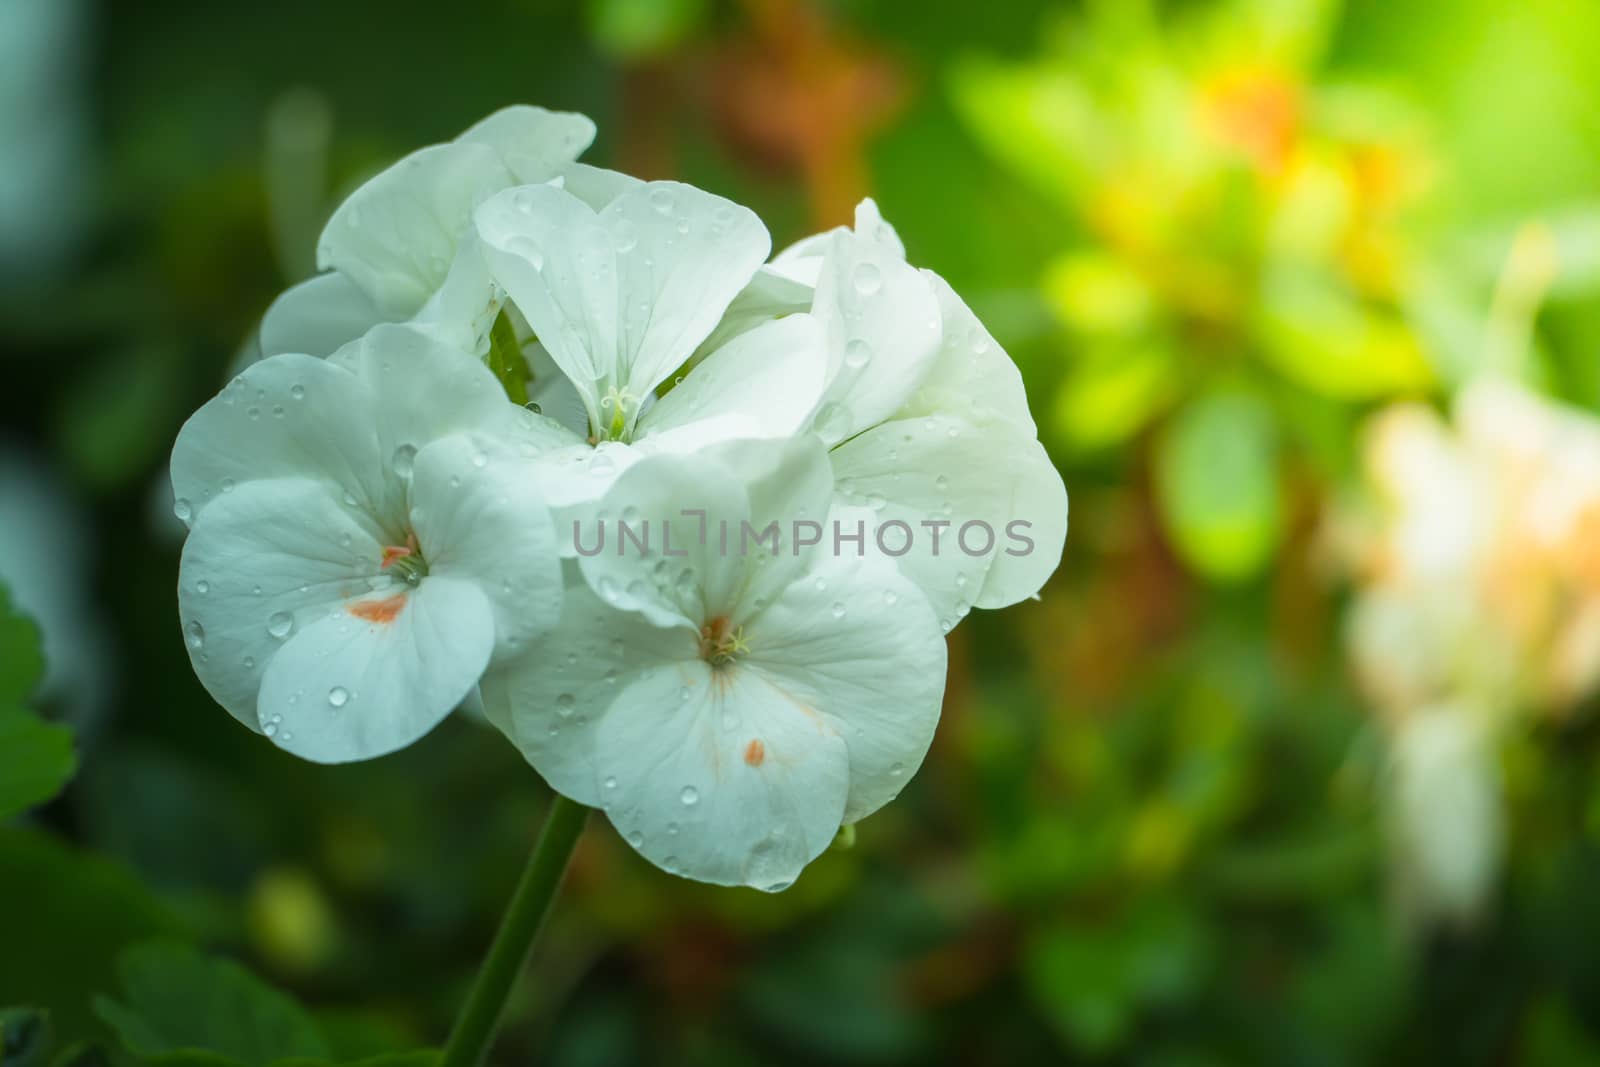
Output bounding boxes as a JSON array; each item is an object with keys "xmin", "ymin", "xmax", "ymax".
[
  {"xmin": 195, "ymin": 579, "xmax": 210, "ymax": 595},
  {"xmin": 556, "ymin": 693, "xmax": 576, "ymax": 717},
  {"xmin": 184, "ymin": 621, "xmax": 205, "ymax": 649},
  {"xmin": 328, "ymin": 686, "xmax": 349, "ymax": 708},
  {"xmin": 844, "ymin": 338, "xmax": 872, "ymax": 369},
  {"xmin": 613, "ymin": 220, "xmax": 637, "ymax": 253},
  {"xmin": 173, "ymin": 498, "xmax": 192, "ymax": 522},
  {"xmin": 267, "ymin": 612, "xmax": 293, "ymax": 639},
  {"xmin": 627, "ymin": 830, "xmax": 644, "ymax": 848},
  {"xmin": 680, "ymin": 785, "xmax": 699, "ymax": 806},
  {"xmin": 831, "ymin": 601, "xmax": 846, "ymax": 618},
  {"xmin": 290, "ymin": 383, "xmax": 306, "ymax": 400},
  {"xmin": 852, "ymin": 261, "xmax": 883, "ymax": 296},
  {"xmin": 392, "ymin": 444, "xmax": 417, "ymax": 478}
]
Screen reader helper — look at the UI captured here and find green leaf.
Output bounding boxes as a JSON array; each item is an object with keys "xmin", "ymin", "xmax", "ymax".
[
  {"xmin": 48, "ymin": 1044, "xmax": 113, "ymax": 1067},
  {"xmin": 272, "ymin": 1055, "xmax": 437, "ymax": 1067},
  {"xmin": 94, "ymin": 943, "xmax": 329, "ymax": 1067},
  {"xmin": 1255, "ymin": 268, "xmax": 1434, "ymax": 399},
  {"xmin": 0, "ymin": 585, "xmax": 76, "ymax": 820},
  {"xmin": 1023, "ymin": 899, "xmax": 1212, "ymax": 1055},
  {"xmin": 2, "ymin": 1006, "xmax": 52, "ymax": 1067},
  {"xmin": 0, "ymin": 711, "xmax": 77, "ymax": 822},
  {"xmin": 1054, "ymin": 343, "xmax": 1179, "ymax": 452},
  {"xmin": 1154, "ymin": 388, "xmax": 1283, "ymax": 583},
  {"xmin": 0, "ymin": 585, "xmax": 45, "ymax": 707},
  {"xmin": 483, "ymin": 311, "xmax": 528, "ymax": 407},
  {"xmin": 584, "ymin": 0, "xmax": 706, "ymax": 58},
  {"xmin": 0, "ymin": 829, "xmax": 182, "ymax": 1045}
]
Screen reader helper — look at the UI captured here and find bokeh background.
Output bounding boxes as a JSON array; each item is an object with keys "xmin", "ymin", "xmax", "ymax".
[{"xmin": 5, "ymin": 0, "xmax": 1600, "ymax": 1063}]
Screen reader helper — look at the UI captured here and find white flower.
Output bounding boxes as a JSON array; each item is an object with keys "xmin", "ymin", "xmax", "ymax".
[
  {"xmin": 173, "ymin": 324, "xmax": 563, "ymax": 762},
  {"xmin": 260, "ymin": 105, "xmax": 596, "ymax": 359},
  {"xmin": 472, "ymin": 179, "xmax": 829, "ymax": 450},
  {"xmin": 1388, "ymin": 705, "xmax": 1503, "ymax": 928},
  {"xmin": 481, "ymin": 437, "xmax": 948, "ymax": 890},
  {"xmin": 706, "ymin": 200, "xmax": 1069, "ymax": 627}
]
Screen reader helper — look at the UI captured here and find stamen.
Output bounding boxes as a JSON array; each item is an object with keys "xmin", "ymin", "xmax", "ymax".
[
  {"xmin": 379, "ymin": 532, "xmax": 428, "ymax": 586},
  {"xmin": 598, "ymin": 384, "xmax": 641, "ymax": 441},
  {"xmin": 699, "ymin": 616, "xmax": 751, "ymax": 666}
]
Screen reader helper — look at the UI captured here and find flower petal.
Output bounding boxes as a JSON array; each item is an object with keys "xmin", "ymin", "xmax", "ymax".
[
  {"xmin": 409, "ymin": 230, "xmax": 504, "ymax": 357},
  {"xmin": 808, "ymin": 224, "xmax": 942, "ymax": 444},
  {"xmin": 972, "ymin": 436, "xmax": 1068, "ymax": 609},
  {"xmin": 318, "ymin": 142, "xmax": 514, "ymax": 317},
  {"xmin": 170, "ymin": 353, "xmax": 384, "ymax": 528},
  {"xmin": 456, "ymin": 105, "xmax": 596, "ymax": 185},
  {"xmin": 341, "ymin": 323, "xmax": 523, "ymax": 488},
  {"xmin": 558, "ymin": 162, "xmax": 642, "ymax": 210},
  {"xmin": 258, "ymin": 575, "xmax": 494, "ymax": 763},
  {"xmin": 829, "ymin": 413, "xmax": 1066, "ymax": 622},
  {"xmin": 603, "ymin": 181, "xmax": 771, "ymax": 402},
  {"xmin": 476, "ymin": 180, "xmax": 770, "ymax": 436},
  {"xmin": 259, "ymin": 271, "xmax": 392, "ymax": 358},
  {"xmin": 900, "ymin": 271, "xmax": 1036, "ymax": 436},
  {"xmin": 178, "ymin": 477, "xmax": 386, "ymax": 729},
  {"xmin": 480, "ymin": 581, "xmax": 700, "ymax": 805},
  {"xmin": 409, "ymin": 433, "xmax": 563, "ymax": 658},
  {"xmin": 745, "ymin": 552, "xmax": 947, "ymax": 823},
  {"xmin": 574, "ymin": 451, "xmax": 753, "ymax": 628},
  {"xmin": 595, "ymin": 662, "xmax": 851, "ymax": 890},
  {"xmin": 476, "ymin": 182, "xmax": 618, "ymax": 429},
  {"xmin": 640, "ymin": 313, "xmax": 828, "ymax": 443},
  {"xmin": 692, "ymin": 263, "xmax": 818, "ymax": 360}
]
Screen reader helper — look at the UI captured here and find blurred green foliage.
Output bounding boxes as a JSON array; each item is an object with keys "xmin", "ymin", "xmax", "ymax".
[{"xmin": 4, "ymin": 0, "xmax": 1600, "ymax": 1064}]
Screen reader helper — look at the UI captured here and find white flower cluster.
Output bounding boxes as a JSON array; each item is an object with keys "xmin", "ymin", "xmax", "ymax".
[{"xmin": 172, "ymin": 106, "xmax": 1067, "ymax": 890}]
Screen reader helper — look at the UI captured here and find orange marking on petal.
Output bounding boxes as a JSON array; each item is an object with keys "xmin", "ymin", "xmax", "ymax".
[
  {"xmin": 744, "ymin": 739, "xmax": 766, "ymax": 767},
  {"xmin": 348, "ymin": 593, "xmax": 408, "ymax": 624},
  {"xmin": 379, "ymin": 545, "xmax": 414, "ymax": 569}
]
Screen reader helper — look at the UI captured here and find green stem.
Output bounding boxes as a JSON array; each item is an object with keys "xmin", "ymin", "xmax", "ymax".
[
  {"xmin": 439, "ymin": 795, "xmax": 588, "ymax": 1067},
  {"xmin": 486, "ymin": 310, "xmax": 530, "ymax": 407}
]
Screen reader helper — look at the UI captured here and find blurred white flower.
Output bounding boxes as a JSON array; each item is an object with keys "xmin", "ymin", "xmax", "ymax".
[
  {"xmin": 0, "ymin": 447, "xmax": 111, "ymax": 731},
  {"xmin": 173, "ymin": 325, "xmax": 563, "ymax": 762},
  {"xmin": 1344, "ymin": 379, "xmax": 1600, "ymax": 924},
  {"xmin": 0, "ymin": 0, "xmax": 91, "ymax": 285},
  {"xmin": 1387, "ymin": 706, "xmax": 1504, "ymax": 928}
]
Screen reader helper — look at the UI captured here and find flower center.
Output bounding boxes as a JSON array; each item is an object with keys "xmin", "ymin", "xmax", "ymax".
[
  {"xmin": 699, "ymin": 615, "xmax": 750, "ymax": 667},
  {"xmin": 598, "ymin": 383, "xmax": 641, "ymax": 442},
  {"xmin": 380, "ymin": 532, "xmax": 429, "ymax": 586}
]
